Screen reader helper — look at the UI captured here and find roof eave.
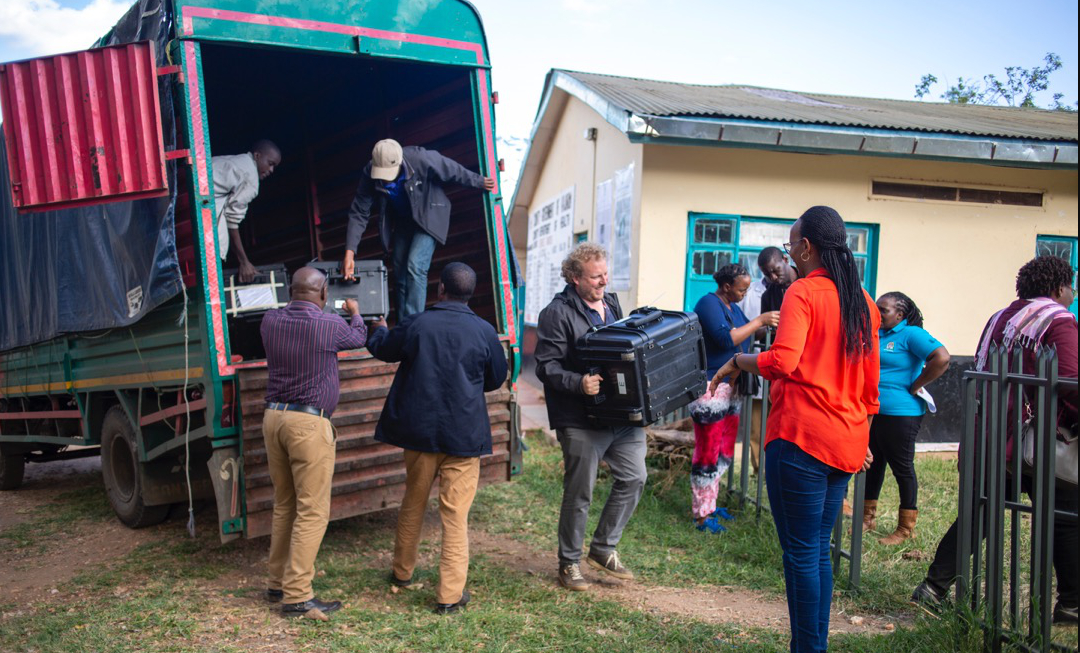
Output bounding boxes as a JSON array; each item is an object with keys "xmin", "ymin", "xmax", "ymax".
[{"xmin": 625, "ymin": 114, "xmax": 1078, "ymax": 170}]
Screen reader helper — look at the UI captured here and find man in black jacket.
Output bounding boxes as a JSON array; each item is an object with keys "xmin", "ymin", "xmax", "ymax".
[
  {"xmin": 366, "ymin": 262, "xmax": 508, "ymax": 614},
  {"xmin": 535, "ymin": 242, "xmax": 647, "ymax": 592},
  {"xmin": 342, "ymin": 139, "xmax": 495, "ymax": 320}
]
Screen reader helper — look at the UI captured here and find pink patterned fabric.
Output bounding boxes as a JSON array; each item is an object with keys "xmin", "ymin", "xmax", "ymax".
[{"xmin": 691, "ymin": 412, "xmax": 740, "ymax": 519}]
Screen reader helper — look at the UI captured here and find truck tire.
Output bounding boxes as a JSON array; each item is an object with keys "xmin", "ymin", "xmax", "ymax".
[
  {"xmin": 0, "ymin": 448, "xmax": 25, "ymax": 490},
  {"xmin": 100, "ymin": 406, "xmax": 169, "ymax": 528}
]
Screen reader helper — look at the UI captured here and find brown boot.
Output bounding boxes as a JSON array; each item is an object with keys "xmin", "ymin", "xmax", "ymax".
[
  {"xmin": 879, "ymin": 509, "xmax": 917, "ymax": 545},
  {"xmin": 842, "ymin": 498, "xmax": 854, "ymax": 517},
  {"xmin": 861, "ymin": 500, "xmax": 878, "ymax": 533}
]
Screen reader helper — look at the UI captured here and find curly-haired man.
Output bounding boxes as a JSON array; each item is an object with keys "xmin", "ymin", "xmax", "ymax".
[{"xmin": 534, "ymin": 242, "xmax": 647, "ymax": 591}]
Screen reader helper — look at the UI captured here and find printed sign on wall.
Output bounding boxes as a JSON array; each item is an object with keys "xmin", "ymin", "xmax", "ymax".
[
  {"xmin": 611, "ymin": 163, "xmax": 635, "ymax": 291},
  {"xmin": 524, "ymin": 186, "xmax": 575, "ymax": 325},
  {"xmin": 595, "ymin": 179, "xmax": 614, "ymax": 254}
]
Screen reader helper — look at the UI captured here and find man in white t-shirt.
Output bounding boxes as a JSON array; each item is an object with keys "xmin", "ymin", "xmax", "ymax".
[
  {"xmin": 737, "ymin": 273, "xmax": 766, "ymax": 321},
  {"xmin": 212, "ymin": 140, "xmax": 282, "ymax": 282}
]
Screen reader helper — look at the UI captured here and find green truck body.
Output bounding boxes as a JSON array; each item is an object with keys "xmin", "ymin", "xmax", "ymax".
[{"xmin": 0, "ymin": 0, "xmax": 522, "ymax": 541}]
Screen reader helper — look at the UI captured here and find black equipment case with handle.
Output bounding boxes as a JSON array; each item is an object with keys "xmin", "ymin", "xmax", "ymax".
[
  {"xmin": 576, "ymin": 307, "xmax": 707, "ymax": 426},
  {"xmin": 308, "ymin": 260, "xmax": 389, "ymax": 318}
]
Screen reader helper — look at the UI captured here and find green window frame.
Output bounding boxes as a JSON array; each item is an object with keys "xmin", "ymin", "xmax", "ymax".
[
  {"xmin": 684, "ymin": 213, "xmax": 878, "ymax": 311},
  {"xmin": 1036, "ymin": 235, "xmax": 1078, "ymax": 318}
]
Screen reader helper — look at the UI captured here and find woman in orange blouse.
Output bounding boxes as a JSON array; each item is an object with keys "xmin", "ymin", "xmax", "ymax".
[{"xmin": 709, "ymin": 206, "xmax": 880, "ymax": 653}]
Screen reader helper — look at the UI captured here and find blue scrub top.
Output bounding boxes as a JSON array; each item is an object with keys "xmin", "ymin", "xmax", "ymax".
[
  {"xmin": 878, "ymin": 320, "xmax": 943, "ymax": 416},
  {"xmin": 694, "ymin": 292, "xmax": 750, "ymax": 377}
]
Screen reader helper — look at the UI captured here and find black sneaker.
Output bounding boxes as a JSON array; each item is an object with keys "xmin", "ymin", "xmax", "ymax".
[
  {"xmin": 910, "ymin": 581, "xmax": 948, "ymax": 615},
  {"xmin": 558, "ymin": 562, "xmax": 589, "ymax": 591},
  {"xmin": 434, "ymin": 589, "xmax": 470, "ymax": 615},
  {"xmin": 281, "ymin": 598, "xmax": 342, "ymax": 618},
  {"xmin": 587, "ymin": 549, "xmax": 634, "ymax": 580},
  {"xmin": 1053, "ymin": 602, "xmax": 1078, "ymax": 625},
  {"xmin": 265, "ymin": 588, "xmax": 284, "ymax": 603},
  {"xmin": 389, "ymin": 572, "xmax": 413, "ymax": 588}
]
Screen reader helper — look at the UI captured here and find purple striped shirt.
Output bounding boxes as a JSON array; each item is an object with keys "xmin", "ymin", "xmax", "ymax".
[{"xmin": 260, "ymin": 301, "xmax": 368, "ymax": 416}]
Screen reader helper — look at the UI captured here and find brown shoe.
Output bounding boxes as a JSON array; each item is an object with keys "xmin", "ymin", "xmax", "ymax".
[
  {"xmin": 587, "ymin": 549, "xmax": 634, "ymax": 580},
  {"xmin": 879, "ymin": 508, "xmax": 917, "ymax": 545},
  {"xmin": 842, "ymin": 499, "xmax": 854, "ymax": 517},
  {"xmin": 862, "ymin": 499, "xmax": 878, "ymax": 533},
  {"xmin": 558, "ymin": 562, "xmax": 589, "ymax": 591}
]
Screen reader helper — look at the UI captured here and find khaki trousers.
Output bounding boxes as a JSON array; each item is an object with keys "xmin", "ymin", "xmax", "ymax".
[
  {"xmin": 263, "ymin": 409, "xmax": 336, "ymax": 604},
  {"xmin": 393, "ymin": 450, "xmax": 480, "ymax": 605}
]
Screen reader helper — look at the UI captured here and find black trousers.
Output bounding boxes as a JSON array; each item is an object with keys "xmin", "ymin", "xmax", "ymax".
[
  {"xmin": 925, "ymin": 477, "xmax": 1079, "ymax": 608},
  {"xmin": 865, "ymin": 414, "xmax": 922, "ymax": 510}
]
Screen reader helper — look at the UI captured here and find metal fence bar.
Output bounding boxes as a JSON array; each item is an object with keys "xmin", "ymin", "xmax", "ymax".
[
  {"xmin": 1033, "ymin": 352, "xmax": 1057, "ymax": 649},
  {"xmin": 957, "ymin": 372, "xmax": 978, "ymax": 606}
]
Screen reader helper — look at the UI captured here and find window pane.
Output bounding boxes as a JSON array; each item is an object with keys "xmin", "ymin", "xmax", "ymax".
[
  {"xmin": 847, "ymin": 228, "xmax": 869, "ymax": 253},
  {"xmin": 1036, "ymin": 238, "xmax": 1073, "ymax": 261},
  {"xmin": 693, "ymin": 250, "xmax": 732, "ymax": 276},
  {"xmin": 854, "ymin": 256, "xmax": 867, "ymax": 282},
  {"xmin": 738, "ymin": 252, "xmax": 763, "ymax": 281},
  {"xmin": 739, "ymin": 221, "xmax": 791, "ymax": 248},
  {"xmin": 694, "ymin": 219, "xmax": 735, "ymax": 245}
]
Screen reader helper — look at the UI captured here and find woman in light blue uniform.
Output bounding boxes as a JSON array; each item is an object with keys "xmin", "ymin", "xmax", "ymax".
[{"xmin": 862, "ymin": 292, "xmax": 950, "ymax": 545}]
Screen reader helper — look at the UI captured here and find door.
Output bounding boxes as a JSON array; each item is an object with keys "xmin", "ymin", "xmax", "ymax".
[{"xmin": 1037, "ymin": 235, "xmax": 1078, "ymax": 317}]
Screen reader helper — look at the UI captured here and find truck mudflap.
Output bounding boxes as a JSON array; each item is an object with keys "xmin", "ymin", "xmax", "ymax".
[
  {"xmin": 208, "ymin": 447, "xmax": 243, "ymax": 544},
  {"xmin": 237, "ymin": 356, "xmax": 516, "ymax": 538}
]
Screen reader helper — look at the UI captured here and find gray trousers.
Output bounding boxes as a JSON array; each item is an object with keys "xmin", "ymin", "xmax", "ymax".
[{"xmin": 556, "ymin": 425, "xmax": 648, "ymax": 564}]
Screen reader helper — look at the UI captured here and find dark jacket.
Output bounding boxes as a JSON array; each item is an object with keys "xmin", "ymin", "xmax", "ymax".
[
  {"xmin": 366, "ymin": 301, "xmax": 508, "ymax": 457},
  {"xmin": 345, "ymin": 146, "xmax": 485, "ymax": 254},
  {"xmin": 534, "ymin": 284, "xmax": 623, "ymax": 429}
]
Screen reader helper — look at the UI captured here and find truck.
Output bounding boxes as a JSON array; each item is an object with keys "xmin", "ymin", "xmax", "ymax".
[{"xmin": 0, "ymin": 0, "xmax": 523, "ymax": 542}]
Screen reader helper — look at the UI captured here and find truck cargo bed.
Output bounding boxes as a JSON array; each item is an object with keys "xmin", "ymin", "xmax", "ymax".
[{"xmin": 238, "ymin": 356, "xmax": 514, "ymax": 538}]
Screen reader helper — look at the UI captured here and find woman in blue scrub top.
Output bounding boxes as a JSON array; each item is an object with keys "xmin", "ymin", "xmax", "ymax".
[{"xmin": 862, "ymin": 291, "xmax": 951, "ymax": 545}]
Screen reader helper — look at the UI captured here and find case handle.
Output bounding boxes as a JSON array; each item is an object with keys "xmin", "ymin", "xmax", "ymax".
[{"xmin": 625, "ymin": 307, "xmax": 663, "ymax": 329}]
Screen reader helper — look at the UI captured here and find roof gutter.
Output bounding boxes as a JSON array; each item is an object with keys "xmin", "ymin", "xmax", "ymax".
[{"xmin": 625, "ymin": 114, "xmax": 1077, "ymax": 170}]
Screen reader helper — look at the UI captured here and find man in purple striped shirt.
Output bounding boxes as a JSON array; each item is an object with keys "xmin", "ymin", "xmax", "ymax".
[{"xmin": 259, "ymin": 266, "xmax": 368, "ymax": 618}]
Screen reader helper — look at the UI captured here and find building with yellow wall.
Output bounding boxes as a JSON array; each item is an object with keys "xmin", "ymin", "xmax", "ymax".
[{"xmin": 510, "ymin": 70, "xmax": 1078, "ymax": 441}]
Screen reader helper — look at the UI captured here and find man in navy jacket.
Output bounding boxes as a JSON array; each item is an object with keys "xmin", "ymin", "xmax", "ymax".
[{"xmin": 366, "ymin": 262, "xmax": 507, "ymax": 614}]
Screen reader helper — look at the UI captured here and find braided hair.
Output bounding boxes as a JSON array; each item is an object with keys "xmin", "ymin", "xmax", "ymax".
[
  {"xmin": 713, "ymin": 263, "xmax": 749, "ymax": 288},
  {"xmin": 797, "ymin": 206, "xmax": 873, "ymax": 357},
  {"xmin": 879, "ymin": 291, "xmax": 923, "ymax": 328}
]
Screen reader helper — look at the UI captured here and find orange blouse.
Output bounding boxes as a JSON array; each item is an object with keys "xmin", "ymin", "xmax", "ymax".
[{"xmin": 757, "ymin": 268, "xmax": 881, "ymax": 473}]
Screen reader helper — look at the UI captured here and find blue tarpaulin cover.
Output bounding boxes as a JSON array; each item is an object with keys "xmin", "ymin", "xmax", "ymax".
[{"xmin": 0, "ymin": 0, "xmax": 183, "ymax": 352}]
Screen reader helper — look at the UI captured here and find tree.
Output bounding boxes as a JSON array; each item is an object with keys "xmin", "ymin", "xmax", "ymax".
[{"xmin": 915, "ymin": 53, "xmax": 1077, "ymax": 111}]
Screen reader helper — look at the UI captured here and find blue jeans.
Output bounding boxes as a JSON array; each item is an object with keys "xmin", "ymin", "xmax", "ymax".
[
  {"xmin": 391, "ymin": 221, "xmax": 437, "ymax": 320},
  {"xmin": 765, "ymin": 438, "xmax": 852, "ymax": 653}
]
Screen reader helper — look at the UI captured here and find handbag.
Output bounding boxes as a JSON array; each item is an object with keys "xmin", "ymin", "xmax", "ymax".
[{"xmin": 1020, "ymin": 419, "xmax": 1078, "ymax": 487}]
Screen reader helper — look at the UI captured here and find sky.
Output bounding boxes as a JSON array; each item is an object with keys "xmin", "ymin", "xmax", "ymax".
[{"xmin": 1, "ymin": 0, "xmax": 1077, "ymax": 194}]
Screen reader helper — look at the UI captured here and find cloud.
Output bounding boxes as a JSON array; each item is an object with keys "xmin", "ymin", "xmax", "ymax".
[{"xmin": 0, "ymin": 0, "xmax": 132, "ymax": 58}]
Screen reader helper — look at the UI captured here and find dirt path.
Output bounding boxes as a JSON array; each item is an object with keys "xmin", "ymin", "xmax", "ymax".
[
  {"xmin": 469, "ymin": 529, "xmax": 900, "ymax": 636},
  {"xmin": 0, "ymin": 457, "xmax": 161, "ymax": 601}
]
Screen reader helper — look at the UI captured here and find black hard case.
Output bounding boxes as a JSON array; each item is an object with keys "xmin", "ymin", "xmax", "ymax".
[
  {"xmin": 576, "ymin": 307, "xmax": 708, "ymax": 426},
  {"xmin": 308, "ymin": 260, "xmax": 389, "ymax": 318},
  {"xmin": 222, "ymin": 264, "xmax": 289, "ymax": 317}
]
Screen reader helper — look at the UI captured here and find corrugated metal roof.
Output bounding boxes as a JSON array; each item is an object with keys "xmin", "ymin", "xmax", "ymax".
[{"xmin": 560, "ymin": 70, "xmax": 1078, "ymax": 142}]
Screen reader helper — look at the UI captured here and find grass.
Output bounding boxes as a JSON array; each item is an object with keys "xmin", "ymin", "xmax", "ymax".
[
  {"xmin": 0, "ymin": 432, "xmax": 1075, "ymax": 652},
  {"xmin": 0, "ymin": 482, "xmax": 114, "ymax": 550}
]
